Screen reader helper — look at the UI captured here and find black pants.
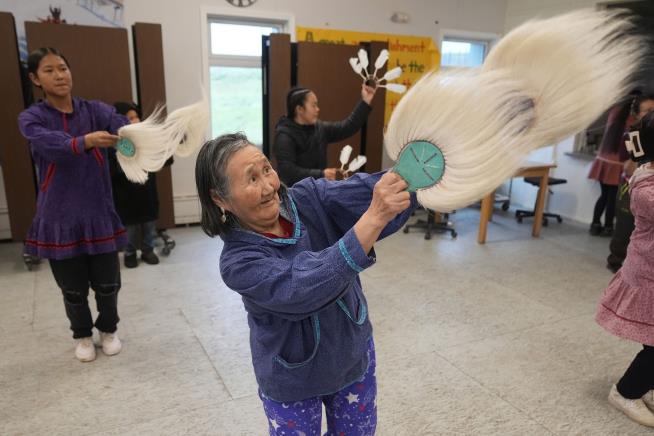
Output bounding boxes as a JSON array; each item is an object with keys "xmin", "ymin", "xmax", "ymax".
[
  {"xmin": 607, "ymin": 182, "xmax": 635, "ymax": 270},
  {"xmin": 49, "ymin": 252, "xmax": 121, "ymax": 339},
  {"xmin": 592, "ymin": 183, "xmax": 618, "ymax": 227},
  {"xmin": 617, "ymin": 345, "xmax": 654, "ymax": 399}
]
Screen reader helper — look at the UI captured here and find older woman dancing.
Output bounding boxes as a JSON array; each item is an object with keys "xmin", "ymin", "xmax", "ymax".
[{"xmin": 195, "ymin": 132, "xmax": 416, "ymax": 435}]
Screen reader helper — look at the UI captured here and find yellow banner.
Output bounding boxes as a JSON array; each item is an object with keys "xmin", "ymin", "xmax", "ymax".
[{"xmin": 296, "ymin": 26, "xmax": 440, "ymax": 127}]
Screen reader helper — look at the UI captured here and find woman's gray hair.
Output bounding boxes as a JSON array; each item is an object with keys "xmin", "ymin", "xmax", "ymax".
[{"xmin": 195, "ymin": 132, "xmax": 251, "ymax": 236}]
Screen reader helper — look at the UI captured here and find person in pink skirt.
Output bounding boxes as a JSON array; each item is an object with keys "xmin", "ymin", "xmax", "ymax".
[
  {"xmin": 596, "ymin": 110, "xmax": 654, "ymax": 427},
  {"xmin": 588, "ymin": 92, "xmax": 654, "ymax": 236},
  {"xmin": 605, "ymin": 95, "xmax": 654, "ymax": 272}
]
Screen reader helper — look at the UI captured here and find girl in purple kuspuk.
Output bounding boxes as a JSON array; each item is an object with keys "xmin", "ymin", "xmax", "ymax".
[{"xmin": 19, "ymin": 47, "xmax": 129, "ymax": 362}]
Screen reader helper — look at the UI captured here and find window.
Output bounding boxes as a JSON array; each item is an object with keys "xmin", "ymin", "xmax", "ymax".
[
  {"xmin": 440, "ymin": 38, "xmax": 488, "ymax": 68},
  {"xmin": 208, "ymin": 19, "xmax": 282, "ymax": 145},
  {"xmin": 210, "ymin": 22, "xmax": 279, "ymax": 57}
]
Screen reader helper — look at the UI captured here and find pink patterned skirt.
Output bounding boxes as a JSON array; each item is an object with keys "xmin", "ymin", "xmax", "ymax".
[{"xmin": 596, "ymin": 270, "xmax": 654, "ymax": 346}]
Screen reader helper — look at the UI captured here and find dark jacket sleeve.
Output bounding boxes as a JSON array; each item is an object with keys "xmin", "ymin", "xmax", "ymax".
[
  {"xmin": 320, "ymin": 100, "xmax": 372, "ymax": 143},
  {"xmin": 275, "ymin": 131, "xmax": 324, "ymax": 186}
]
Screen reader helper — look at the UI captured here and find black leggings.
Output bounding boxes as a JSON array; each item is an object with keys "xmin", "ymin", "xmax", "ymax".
[
  {"xmin": 592, "ymin": 183, "xmax": 618, "ymax": 227},
  {"xmin": 617, "ymin": 345, "xmax": 654, "ymax": 399},
  {"xmin": 49, "ymin": 252, "xmax": 121, "ymax": 339}
]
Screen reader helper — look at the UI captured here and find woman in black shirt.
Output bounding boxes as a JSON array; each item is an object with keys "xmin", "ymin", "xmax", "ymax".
[{"xmin": 274, "ymin": 84, "xmax": 376, "ymax": 186}]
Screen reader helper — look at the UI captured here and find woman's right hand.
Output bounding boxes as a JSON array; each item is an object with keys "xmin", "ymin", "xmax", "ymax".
[
  {"xmin": 324, "ymin": 168, "xmax": 339, "ymax": 180},
  {"xmin": 353, "ymin": 172, "xmax": 411, "ymax": 254},
  {"xmin": 84, "ymin": 131, "xmax": 120, "ymax": 149},
  {"xmin": 366, "ymin": 172, "xmax": 411, "ymax": 226},
  {"xmin": 361, "ymin": 84, "xmax": 377, "ymax": 105}
]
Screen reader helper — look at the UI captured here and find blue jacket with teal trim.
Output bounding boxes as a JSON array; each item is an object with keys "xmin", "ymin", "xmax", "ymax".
[{"xmin": 219, "ymin": 171, "xmax": 418, "ymax": 402}]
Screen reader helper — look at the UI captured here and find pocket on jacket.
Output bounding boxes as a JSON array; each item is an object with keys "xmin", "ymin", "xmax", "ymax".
[
  {"xmin": 273, "ymin": 315, "xmax": 320, "ymax": 369},
  {"xmin": 337, "ymin": 291, "xmax": 368, "ymax": 326}
]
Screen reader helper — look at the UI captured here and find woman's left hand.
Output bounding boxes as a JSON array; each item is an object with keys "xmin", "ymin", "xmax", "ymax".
[{"xmin": 361, "ymin": 84, "xmax": 377, "ymax": 105}]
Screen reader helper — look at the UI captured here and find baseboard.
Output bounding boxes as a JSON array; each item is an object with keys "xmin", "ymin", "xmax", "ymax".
[
  {"xmin": 0, "ymin": 206, "xmax": 10, "ymax": 240},
  {"xmin": 0, "ymin": 196, "xmax": 202, "ymax": 238},
  {"xmin": 173, "ymin": 194, "xmax": 201, "ymax": 225}
]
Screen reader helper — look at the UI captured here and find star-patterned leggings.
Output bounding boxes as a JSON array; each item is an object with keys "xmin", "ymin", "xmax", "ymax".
[{"xmin": 259, "ymin": 339, "xmax": 377, "ymax": 436}]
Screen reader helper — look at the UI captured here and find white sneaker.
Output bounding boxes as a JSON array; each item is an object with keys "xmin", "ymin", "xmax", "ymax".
[
  {"xmin": 75, "ymin": 337, "xmax": 96, "ymax": 362},
  {"xmin": 642, "ymin": 390, "xmax": 654, "ymax": 412},
  {"xmin": 100, "ymin": 331, "xmax": 122, "ymax": 356},
  {"xmin": 608, "ymin": 384, "xmax": 654, "ymax": 427}
]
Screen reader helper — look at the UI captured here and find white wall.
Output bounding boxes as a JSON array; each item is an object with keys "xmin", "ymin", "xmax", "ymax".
[
  {"xmin": 502, "ymin": 0, "xmax": 609, "ymax": 225},
  {"xmin": 121, "ymin": 0, "xmax": 507, "ymax": 223}
]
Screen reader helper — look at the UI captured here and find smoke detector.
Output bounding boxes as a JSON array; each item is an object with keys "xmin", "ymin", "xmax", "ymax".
[{"xmin": 390, "ymin": 12, "xmax": 410, "ymax": 24}]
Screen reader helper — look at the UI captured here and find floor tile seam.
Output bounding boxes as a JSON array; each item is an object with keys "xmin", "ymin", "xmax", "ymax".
[
  {"xmin": 76, "ymin": 395, "xmax": 260, "ymax": 436},
  {"xmin": 179, "ymin": 307, "xmax": 234, "ymax": 400},
  {"xmin": 30, "ymin": 273, "xmax": 38, "ymax": 331},
  {"xmin": 469, "ymin": 269, "xmax": 600, "ymax": 316},
  {"xmin": 432, "ymin": 349, "xmax": 559, "ymax": 436},
  {"xmin": 438, "ymin": 312, "xmax": 595, "ymax": 352}
]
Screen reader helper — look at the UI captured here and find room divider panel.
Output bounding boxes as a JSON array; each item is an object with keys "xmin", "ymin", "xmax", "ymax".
[{"xmin": 0, "ymin": 12, "xmax": 36, "ymax": 241}]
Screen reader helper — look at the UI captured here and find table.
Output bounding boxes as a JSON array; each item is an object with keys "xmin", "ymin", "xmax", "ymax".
[{"xmin": 477, "ymin": 162, "xmax": 557, "ymax": 244}]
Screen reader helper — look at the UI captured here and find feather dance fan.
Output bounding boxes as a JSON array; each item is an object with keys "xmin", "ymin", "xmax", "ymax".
[
  {"xmin": 349, "ymin": 49, "xmax": 407, "ymax": 94},
  {"xmin": 338, "ymin": 144, "xmax": 367, "ymax": 177},
  {"xmin": 115, "ymin": 100, "xmax": 209, "ymax": 183},
  {"xmin": 385, "ymin": 9, "xmax": 645, "ymax": 211}
]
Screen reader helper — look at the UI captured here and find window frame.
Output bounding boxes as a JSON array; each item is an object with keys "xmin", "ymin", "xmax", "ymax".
[
  {"xmin": 200, "ymin": 8, "xmax": 294, "ymax": 143},
  {"xmin": 440, "ymin": 37, "xmax": 489, "ymax": 68},
  {"xmin": 438, "ymin": 29, "xmax": 498, "ymax": 69},
  {"xmin": 200, "ymin": 6, "xmax": 295, "ymax": 93},
  {"xmin": 208, "ymin": 18, "xmax": 283, "ymax": 67}
]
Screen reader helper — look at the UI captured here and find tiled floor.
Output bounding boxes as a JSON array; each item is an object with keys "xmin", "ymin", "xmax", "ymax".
[{"xmin": 0, "ymin": 208, "xmax": 648, "ymax": 435}]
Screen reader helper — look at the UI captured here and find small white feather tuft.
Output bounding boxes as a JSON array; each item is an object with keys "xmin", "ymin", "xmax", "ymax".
[
  {"xmin": 339, "ymin": 145, "xmax": 353, "ymax": 168},
  {"xmin": 382, "ymin": 67, "xmax": 403, "ymax": 82},
  {"xmin": 347, "ymin": 155, "xmax": 367, "ymax": 173},
  {"xmin": 374, "ymin": 49, "xmax": 389, "ymax": 70},
  {"xmin": 357, "ymin": 48, "xmax": 369, "ymax": 72},
  {"xmin": 384, "ymin": 83, "xmax": 407, "ymax": 94},
  {"xmin": 349, "ymin": 58, "xmax": 362, "ymax": 75}
]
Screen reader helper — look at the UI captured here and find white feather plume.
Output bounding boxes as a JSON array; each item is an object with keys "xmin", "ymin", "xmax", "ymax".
[
  {"xmin": 116, "ymin": 99, "xmax": 209, "ymax": 184},
  {"xmin": 482, "ymin": 9, "xmax": 644, "ymax": 148},
  {"xmin": 385, "ymin": 8, "xmax": 644, "ymax": 212},
  {"xmin": 339, "ymin": 145, "xmax": 353, "ymax": 168},
  {"xmin": 347, "ymin": 155, "xmax": 367, "ymax": 173},
  {"xmin": 357, "ymin": 48, "xmax": 369, "ymax": 72},
  {"xmin": 382, "ymin": 67, "xmax": 403, "ymax": 82},
  {"xmin": 374, "ymin": 49, "xmax": 389, "ymax": 70},
  {"xmin": 372, "ymin": 49, "xmax": 390, "ymax": 78},
  {"xmin": 165, "ymin": 100, "xmax": 210, "ymax": 157},
  {"xmin": 384, "ymin": 83, "xmax": 407, "ymax": 94},
  {"xmin": 386, "ymin": 69, "xmax": 535, "ymax": 211},
  {"xmin": 349, "ymin": 58, "xmax": 363, "ymax": 76}
]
